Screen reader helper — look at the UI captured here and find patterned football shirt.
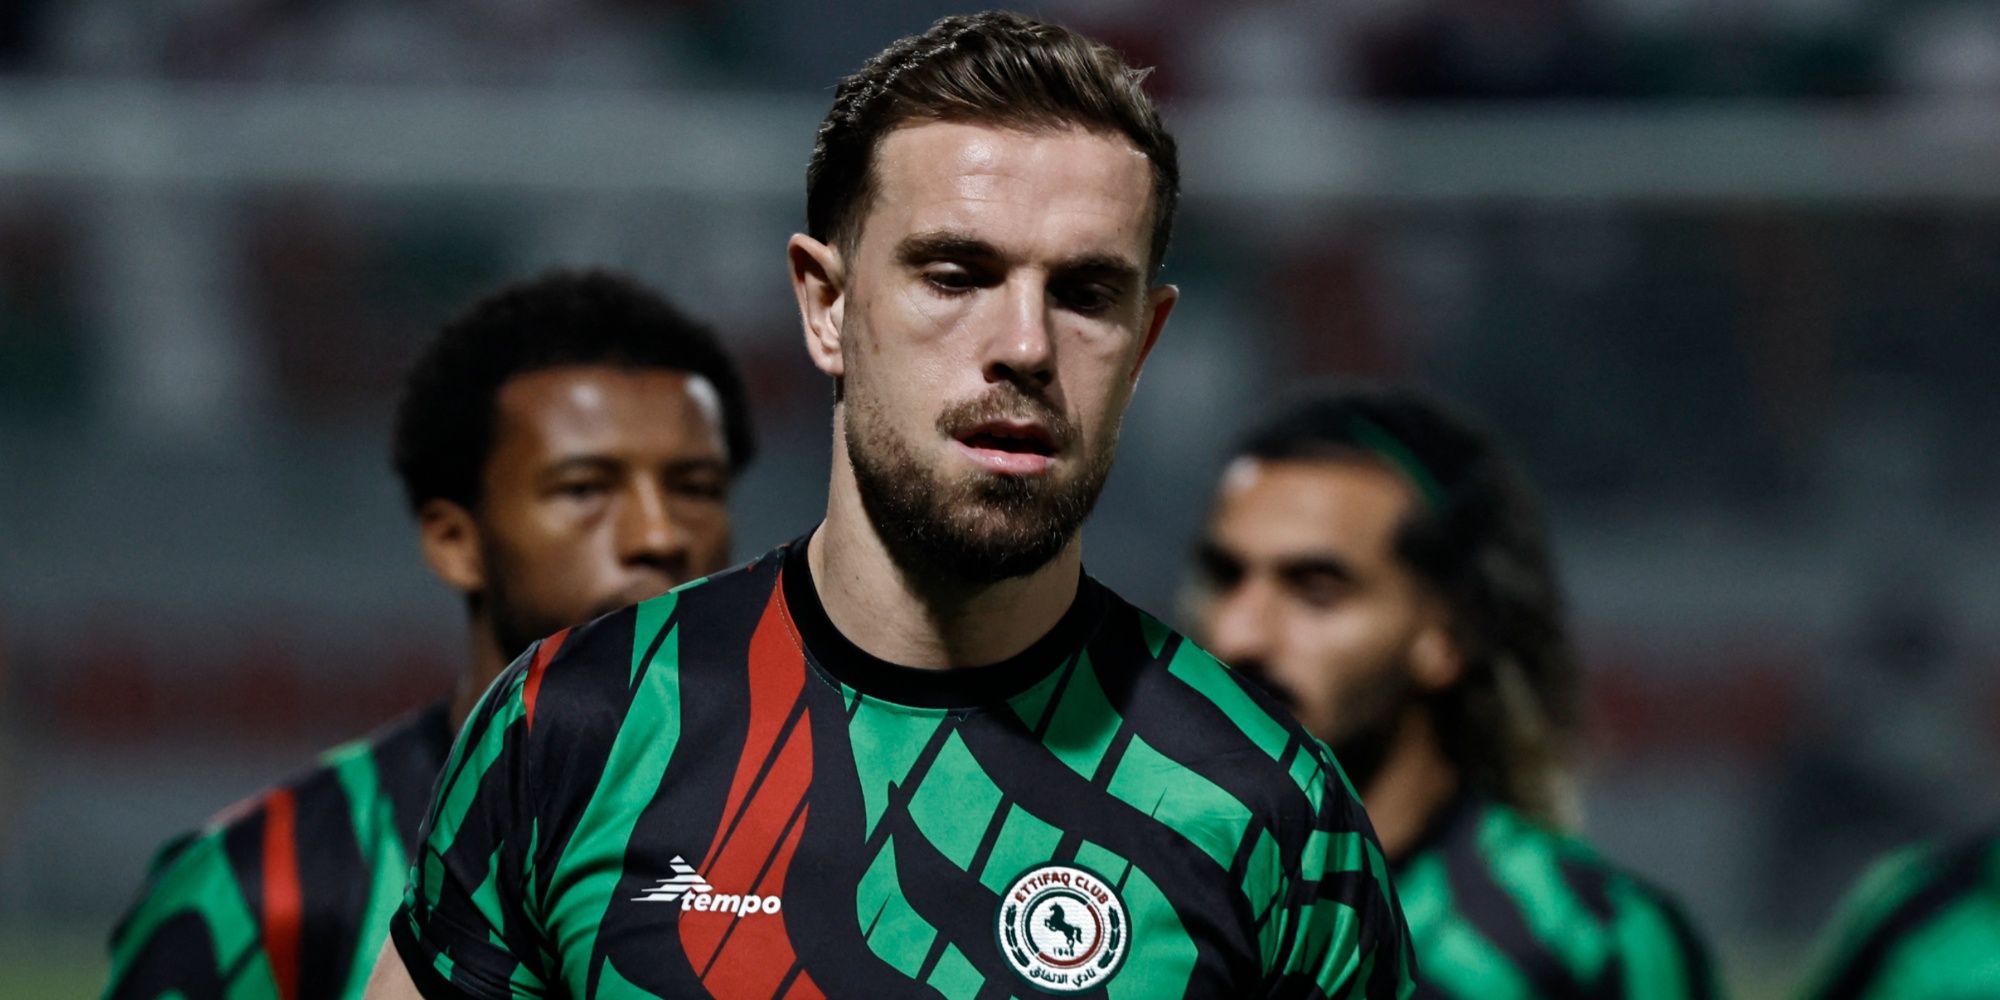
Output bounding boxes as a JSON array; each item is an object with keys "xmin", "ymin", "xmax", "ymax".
[
  {"xmin": 392, "ymin": 537, "xmax": 1415, "ymax": 998},
  {"xmin": 1392, "ymin": 793, "xmax": 1716, "ymax": 1000},
  {"xmin": 104, "ymin": 704, "xmax": 452, "ymax": 1000},
  {"xmin": 1796, "ymin": 826, "xmax": 2000, "ymax": 1000}
]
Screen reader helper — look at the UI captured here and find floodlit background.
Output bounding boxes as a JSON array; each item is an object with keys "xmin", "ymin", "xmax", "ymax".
[{"xmin": 5, "ymin": 1, "xmax": 2000, "ymax": 995}]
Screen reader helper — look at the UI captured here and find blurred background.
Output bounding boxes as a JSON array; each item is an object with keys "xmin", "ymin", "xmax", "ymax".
[{"xmin": 5, "ymin": 0, "xmax": 2000, "ymax": 995}]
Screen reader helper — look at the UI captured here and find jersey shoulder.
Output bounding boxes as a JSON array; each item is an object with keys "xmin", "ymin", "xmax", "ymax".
[
  {"xmin": 109, "ymin": 705, "xmax": 436, "ymax": 949},
  {"xmin": 502, "ymin": 547, "xmax": 786, "ymax": 732},
  {"xmin": 1091, "ymin": 598, "xmax": 1363, "ymax": 832},
  {"xmin": 1125, "ymin": 604, "xmax": 1346, "ymax": 777},
  {"xmin": 1830, "ymin": 826, "xmax": 2000, "ymax": 938},
  {"xmin": 1800, "ymin": 825, "xmax": 2000, "ymax": 999},
  {"xmin": 1468, "ymin": 800, "xmax": 1712, "ymax": 978}
]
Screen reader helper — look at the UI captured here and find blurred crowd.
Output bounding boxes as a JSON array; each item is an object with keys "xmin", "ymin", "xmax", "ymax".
[{"xmin": 0, "ymin": 0, "xmax": 1997, "ymax": 101}]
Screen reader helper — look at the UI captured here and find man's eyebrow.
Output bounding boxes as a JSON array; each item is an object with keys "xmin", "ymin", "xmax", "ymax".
[
  {"xmin": 543, "ymin": 453, "xmax": 730, "ymax": 476},
  {"xmin": 895, "ymin": 230, "xmax": 1002, "ymax": 266},
  {"xmin": 1275, "ymin": 554, "xmax": 1356, "ymax": 583},
  {"xmin": 1052, "ymin": 252, "xmax": 1143, "ymax": 287},
  {"xmin": 1195, "ymin": 539, "xmax": 1239, "ymax": 568},
  {"xmin": 540, "ymin": 454, "xmax": 620, "ymax": 478},
  {"xmin": 893, "ymin": 232, "xmax": 1144, "ymax": 286},
  {"xmin": 662, "ymin": 456, "xmax": 731, "ymax": 475}
]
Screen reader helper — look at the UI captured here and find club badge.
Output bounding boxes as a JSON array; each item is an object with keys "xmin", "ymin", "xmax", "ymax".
[{"xmin": 996, "ymin": 863, "xmax": 1130, "ymax": 993}]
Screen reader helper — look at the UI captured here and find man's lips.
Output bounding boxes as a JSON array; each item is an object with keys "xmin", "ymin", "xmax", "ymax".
[{"xmin": 953, "ymin": 420, "xmax": 1059, "ymax": 475}]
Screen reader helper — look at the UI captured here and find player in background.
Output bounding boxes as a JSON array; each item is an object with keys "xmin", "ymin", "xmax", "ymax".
[
  {"xmin": 103, "ymin": 269, "xmax": 756, "ymax": 1000},
  {"xmin": 1190, "ymin": 383, "xmax": 1718, "ymax": 999},
  {"xmin": 368, "ymin": 12, "xmax": 1413, "ymax": 999},
  {"xmin": 1795, "ymin": 827, "xmax": 2000, "ymax": 998}
]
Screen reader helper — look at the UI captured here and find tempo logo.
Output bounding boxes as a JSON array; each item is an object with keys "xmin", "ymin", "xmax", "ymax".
[{"xmin": 632, "ymin": 856, "xmax": 782, "ymax": 918}]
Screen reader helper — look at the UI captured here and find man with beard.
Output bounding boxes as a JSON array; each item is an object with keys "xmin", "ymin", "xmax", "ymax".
[
  {"xmin": 1190, "ymin": 384, "xmax": 1718, "ymax": 999},
  {"xmin": 367, "ymin": 12, "xmax": 1412, "ymax": 1000},
  {"xmin": 103, "ymin": 269, "xmax": 756, "ymax": 1000}
]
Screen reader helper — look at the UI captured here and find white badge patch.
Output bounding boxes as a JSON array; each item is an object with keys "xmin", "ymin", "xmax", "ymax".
[{"xmin": 996, "ymin": 863, "xmax": 1130, "ymax": 993}]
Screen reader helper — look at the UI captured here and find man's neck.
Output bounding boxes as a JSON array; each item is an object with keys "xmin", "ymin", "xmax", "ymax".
[
  {"xmin": 1359, "ymin": 708, "xmax": 1462, "ymax": 861},
  {"xmin": 450, "ymin": 616, "xmax": 511, "ymax": 732},
  {"xmin": 810, "ymin": 452, "xmax": 1080, "ymax": 670}
]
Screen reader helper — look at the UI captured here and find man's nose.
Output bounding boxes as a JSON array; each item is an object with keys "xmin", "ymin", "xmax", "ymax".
[
  {"xmin": 981, "ymin": 279, "xmax": 1055, "ymax": 390},
  {"xmin": 1202, "ymin": 583, "xmax": 1274, "ymax": 671},
  {"xmin": 617, "ymin": 481, "xmax": 689, "ymax": 569}
]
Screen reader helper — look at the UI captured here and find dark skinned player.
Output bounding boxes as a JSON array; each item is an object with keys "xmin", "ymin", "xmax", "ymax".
[{"xmin": 103, "ymin": 269, "xmax": 755, "ymax": 1000}]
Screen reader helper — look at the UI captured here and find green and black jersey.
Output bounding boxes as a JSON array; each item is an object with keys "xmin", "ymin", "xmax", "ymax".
[
  {"xmin": 392, "ymin": 537, "xmax": 1416, "ymax": 999},
  {"xmin": 104, "ymin": 704, "xmax": 452, "ymax": 1000},
  {"xmin": 1796, "ymin": 827, "xmax": 2000, "ymax": 1000},
  {"xmin": 1392, "ymin": 794, "xmax": 1716, "ymax": 1000}
]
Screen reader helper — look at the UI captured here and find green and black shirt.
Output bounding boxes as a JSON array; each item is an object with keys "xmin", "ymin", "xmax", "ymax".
[
  {"xmin": 1797, "ymin": 826, "xmax": 2000, "ymax": 1000},
  {"xmin": 392, "ymin": 537, "xmax": 1416, "ymax": 999},
  {"xmin": 104, "ymin": 703, "xmax": 452, "ymax": 1000},
  {"xmin": 1392, "ymin": 793, "xmax": 1716, "ymax": 1000}
]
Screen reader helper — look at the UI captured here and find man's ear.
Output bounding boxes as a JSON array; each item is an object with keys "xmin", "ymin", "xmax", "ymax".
[
  {"xmin": 1129, "ymin": 283, "xmax": 1178, "ymax": 387},
  {"xmin": 1410, "ymin": 611, "xmax": 1465, "ymax": 694},
  {"xmin": 789, "ymin": 233, "xmax": 846, "ymax": 379},
  {"xmin": 417, "ymin": 499, "xmax": 485, "ymax": 596}
]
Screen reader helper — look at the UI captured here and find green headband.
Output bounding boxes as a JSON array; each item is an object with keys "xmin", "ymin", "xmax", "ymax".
[{"xmin": 1346, "ymin": 416, "xmax": 1447, "ymax": 509}]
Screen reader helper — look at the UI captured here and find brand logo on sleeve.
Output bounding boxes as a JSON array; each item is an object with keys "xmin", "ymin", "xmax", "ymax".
[
  {"xmin": 996, "ymin": 863, "xmax": 1129, "ymax": 992},
  {"xmin": 632, "ymin": 855, "xmax": 782, "ymax": 918}
]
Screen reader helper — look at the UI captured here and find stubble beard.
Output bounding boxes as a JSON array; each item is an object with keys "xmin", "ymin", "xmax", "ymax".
[
  {"xmin": 479, "ymin": 540, "xmax": 630, "ymax": 665},
  {"xmin": 846, "ymin": 386, "xmax": 1116, "ymax": 586},
  {"xmin": 1322, "ymin": 659, "xmax": 1421, "ymax": 794},
  {"xmin": 1238, "ymin": 649, "xmax": 1417, "ymax": 793},
  {"xmin": 484, "ymin": 575, "xmax": 563, "ymax": 665}
]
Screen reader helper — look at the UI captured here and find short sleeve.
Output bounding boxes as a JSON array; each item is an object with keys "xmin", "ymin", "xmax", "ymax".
[
  {"xmin": 103, "ymin": 832, "xmax": 260, "ymax": 999},
  {"xmin": 1612, "ymin": 878, "xmax": 1721, "ymax": 1000},
  {"xmin": 391, "ymin": 638, "xmax": 563, "ymax": 999},
  {"xmin": 1794, "ymin": 843, "xmax": 1941, "ymax": 1000},
  {"xmin": 1263, "ymin": 740, "xmax": 1416, "ymax": 999}
]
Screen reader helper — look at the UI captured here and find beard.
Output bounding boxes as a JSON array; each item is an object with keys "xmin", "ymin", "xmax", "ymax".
[
  {"xmin": 846, "ymin": 385, "xmax": 1115, "ymax": 585},
  {"xmin": 1236, "ymin": 650, "xmax": 1415, "ymax": 793},
  {"xmin": 1322, "ymin": 662, "xmax": 1419, "ymax": 793},
  {"xmin": 485, "ymin": 583, "xmax": 570, "ymax": 666},
  {"xmin": 479, "ymin": 544, "xmax": 635, "ymax": 665}
]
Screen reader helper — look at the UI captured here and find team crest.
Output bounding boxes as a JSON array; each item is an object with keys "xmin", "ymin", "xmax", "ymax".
[{"xmin": 996, "ymin": 863, "xmax": 1130, "ymax": 993}]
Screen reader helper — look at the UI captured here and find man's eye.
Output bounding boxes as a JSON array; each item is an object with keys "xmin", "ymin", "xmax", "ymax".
[
  {"xmin": 669, "ymin": 475, "xmax": 729, "ymax": 501},
  {"xmin": 554, "ymin": 481, "xmax": 609, "ymax": 500},
  {"xmin": 1055, "ymin": 283, "xmax": 1117, "ymax": 316},
  {"xmin": 1288, "ymin": 571, "xmax": 1349, "ymax": 608},
  {"xmin": 1197, "ymin": 549, "xmax": 1244, "ymax": 590},
  {"xmin": 924, "ymin": 267, "xmax": 980, "ymax": 294}
]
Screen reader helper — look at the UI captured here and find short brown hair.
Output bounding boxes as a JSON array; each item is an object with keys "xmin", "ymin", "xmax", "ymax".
[{"xmin": 807, "ymin": 11, "xmax": 1179, "ymax": 275}]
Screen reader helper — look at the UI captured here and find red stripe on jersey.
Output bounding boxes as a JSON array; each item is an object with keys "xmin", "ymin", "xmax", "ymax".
[
  {"xmin": 260, "ymin": 789, "xmax": 302, "ymax": 1000},
  {"xmin": 781, "ymin": 973, "xmax": 827, "ymax": 1000},
  {"xmin": 698, "ymin": 581, "xmax": 807, "ymax": 873},
  {"xmin": 680, "ymin": 574, "xmax": 817, "ymax": 998},
  {"xmin": 520, "ymin": 627, "xmax": 571, "ymax": 734},
  {"xmin": 693, "ymin": 797, "xmax": 816, "ymax": 996}
]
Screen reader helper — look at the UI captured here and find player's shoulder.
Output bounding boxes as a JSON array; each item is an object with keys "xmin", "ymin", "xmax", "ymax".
[
  {"xmin": 1126, "ymin": 603, "xmax": 1329, "ymax": 749},
  {"xmin": 1827, "ymin": 823, "xmax": 2000, "ymax": 942},
  {"xmin": 1831, "ymin": 838, "xmax": 1949, "ymax": 931},
  {"xmin": 1474, "ymin": 800, "xmax": 1707, "ymax": 953},
  {"xmin": 111, "ymin": 713, "xmax": 417, "ymax": 943},
  {"xmin": 495, "ymin": 547, "xmax": 789, "ymax": 733},
  {"xmin": 1801, "ymin": 824, "xmax": 2000, "ymax": 999},
  {"xmin": 187, "ymin": 721, "xmax": 396, "ymax": 846},
  {"xmin": 1888, "ymin": 824, "xmax": 2000, "ymax": 900},
  {"xmin": 1095, "ymin": 594, "xmax": 1353, "ymax": 807}
]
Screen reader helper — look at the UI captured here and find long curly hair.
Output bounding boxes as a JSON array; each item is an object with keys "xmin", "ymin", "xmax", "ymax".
[{"xmin": 1234, "ymin": 382, "xmax": 1584, "ymax": 828}]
